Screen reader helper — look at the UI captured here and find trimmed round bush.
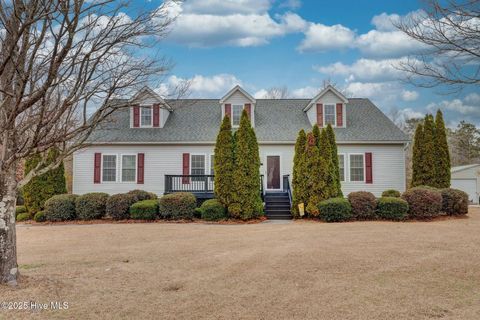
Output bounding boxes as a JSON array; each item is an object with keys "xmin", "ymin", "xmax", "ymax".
[
  {"xmin": 33, "ymin": 211, "xmax": 46, "ymax": 222},
  {"xmin": 382, "ymin": 189, "xmax": 401, "ymax": 198},
  {"xmin": 402, "ymin": 187, "xmax": 442, "ymax": 219},
  {"xmin": 16, "ymin": 205, "xmax": 27, "ymax": 216},
  {"xmin": 106, "ymin": 193, "xmax": 136, "ymax": 220},
  {"xmin": 441, "ymin": 188, "xmax": 469, "ymax": 216},
  {"xmin": 200, "ymin": 199, "xmax": 227, "ymax": 221},
  {"xmin": 75, "ymin": 192, "xmax": 109, "ymax": 220},
  {"xmin": 159, "ymin": 192, "xmax": 196, "ymax": 220},
  {"xmin": 347, "ymin": 191, "xmax": 377, "ymax": 220},
  {"xmin": 130, "ymin": 200, "xmax": 158, "ymax": 220},
  {"xmin": 44, "ymin": 194, "xmax": 77, "ymax": 221},
  {"xmin": 127, "ymin": 190, "xmax": 157, "ymax": 202},
  {"xmin": 318, "ymin": 198, "xmax": 352, "ymax": 222},
  {"xmin": 376, "ymin": 197, "xmax": 409, "ymax": 221},
  {"xmin": 16, "ymin": 212, "xmax": 31, "ymax": 222}
]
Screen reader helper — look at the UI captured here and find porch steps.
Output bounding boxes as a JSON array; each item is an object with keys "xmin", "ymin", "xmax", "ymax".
[{"xmin": 265, "ymin": 192, "xmax": 292, "ymax": 220}]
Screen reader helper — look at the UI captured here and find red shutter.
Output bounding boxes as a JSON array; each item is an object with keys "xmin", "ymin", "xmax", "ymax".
[
  {"xmin": 94, "ymin": 153, "xmax": 101, "ymax": 183},
  {"xmin": 336, "ymin": 103, "xmax": 343, "ymax": 127},
  {"xmin": 365, "ymin": 152, "xmax": 373, "ymax": 184},
  {"xmin": 225, "ymin": 104, "xmax": 231, "ymax": 119},
  {"xmin": 137, "ymin": 153, "xmax": 144, "ymax": 184},
  {"xmin": 244, "ymin": 103, "xmax": 251, "ymax": 121},
  {"xmin": 133, "ymin": 105, "xmax": 140, "ymax": 127},
  {"xmin": 316, "ymin": 103, "xmax": 323, "ymax": 127},
  {"xmin": 182, "ymin": 153, "xmax": 190, "ymax": 184},
  {"xmin": 153, "ymin": 104, "xmax": 160, "ymax": 127}
]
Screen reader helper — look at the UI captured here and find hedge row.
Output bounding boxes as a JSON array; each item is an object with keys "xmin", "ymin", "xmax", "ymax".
[{"xmin": 312, "ymin": 187, "xmax": 468, "ymax": 223}]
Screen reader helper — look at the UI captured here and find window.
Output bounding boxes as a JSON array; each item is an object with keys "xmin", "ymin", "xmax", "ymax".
[
  {"xmin": 102, "ymin": 155, "xmax": 117, "ymax": 182},
  {"xmin": 210, "ymin": 154, "xmax": 215, "ymax": 175},
  {"xmin": 191, "ymin": 154, "xmax": 206, "ymax": 181},
  {"xmin": 350, "ymin": 154, "xmax": 364, "ymax": 182},
  {"xmin": 121, "ymin": 155, "xmax": 136, "ymax": 182},
  {"xmin": 324, "ymin": 104, "xmax": 336, "ymax": 126},
  {"xmin": 338, "ymin": 154, "xmax": 345, "ymax": 182},
  {"xmin": 141, "ymin": 106, "xmax": 152, "ymax": 127},
  {"xmin": 232, "ymin": 105, "xmax": 243, "ymax": 127}
]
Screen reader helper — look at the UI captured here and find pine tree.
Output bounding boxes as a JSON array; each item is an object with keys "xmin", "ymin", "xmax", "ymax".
[
  {"xmin": 214, "ymin": 115, "xmax": 235, "ymax": 207},
  {"xmin": 230, "ymin": 110, "xmax": 262, "ymax": 219},
  {"xmin": 434, "ymin": 110, "xmax": 451, "ymax": 188},
  {"xmin": 292, "ymin": 130, "xmax": 307, "ymax": 217},
  {"xmin": 22, "ymin": 148, "xmax": 67, "ymax": 215},
  {"xmin": 312, "ymin": 124, "xmax": 321, "ymax": 148},
  {"xmin": 304, "ymin": 132, "xmax": 326, "ymax": 216},
  {"xmin": 411, "ymin": 123, "xmax": 425, "ymax": 187},
  {"xmin": 325, "ymin": 124, "xmax": 342, "ymax": 197},
  {"xmin": 422, "ymin": 114, "xmax": 437, "ymax": 186},
  {"xmin": 319, "ymin": 128, "xmax": 337, "ymax": 199}
]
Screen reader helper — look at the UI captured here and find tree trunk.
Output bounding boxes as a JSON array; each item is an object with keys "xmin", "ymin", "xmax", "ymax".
[{"xmin": 0, "ymin": 166, "xmax": 18, "ymax": 286}]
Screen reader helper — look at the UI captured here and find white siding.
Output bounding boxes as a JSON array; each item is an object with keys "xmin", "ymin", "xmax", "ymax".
[
  {"xmin": 451, "ymin": 165, "xmax": 480, "ymax": 203},
  {"xmin": 73, "ymin": 143, "xmax": 406, "ymax": 197}
]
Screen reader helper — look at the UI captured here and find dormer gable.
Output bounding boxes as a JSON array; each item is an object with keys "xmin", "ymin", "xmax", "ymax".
[
  {"xmin": 303, "ymin": 85, "xmax": 348, "ymax": 128},
  {"xmin": 129, "ymin": 86, "xmax": 172, "ymax": 128},
  {"xmin": 220, "ymin": 85, "xmax": 256, "ymax": 128}
]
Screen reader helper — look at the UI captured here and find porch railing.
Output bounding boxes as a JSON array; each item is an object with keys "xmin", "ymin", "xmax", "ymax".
[{"xmin": 282, "ymin": 174, "xmax": 292, "ymax": 207}]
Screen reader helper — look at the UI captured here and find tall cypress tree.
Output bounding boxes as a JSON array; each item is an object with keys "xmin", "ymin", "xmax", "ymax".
[
  {"xmin": 214, "ymin": 115, "xmax": 235, "ymax": 207},
  {"xmin": 423, "ymin": 114, "xmax": 437, "ymax": 186},
  {"xmin": 411, "ymin": 123, "xmax": 425, "ymax": 187},
  {"xmin": 292, "ymin": 130, "xmax": 307, "ymax": 217},
  {"xmin": 319, "ymin": 128, "xmax": 337, "ymax": 199},
  {"xmin": 434, "ymin": 110, "xmax": 451, "ymax": 188},
  {"xmin": 325, "ymin": 124, "xmax": 342, "ymax": 197},
  {"xmin": 304, "ymin": 132, "xmax": 325, "ymax": 217},
  {"xmin": 248, "ymin": 125, "xmax": 263, "ymax": 216},
  {"xmin": 312, "ymin": 124, "xmax": 321, "ymax": 148}
]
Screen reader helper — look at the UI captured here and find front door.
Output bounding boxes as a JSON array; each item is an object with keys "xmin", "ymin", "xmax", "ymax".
[{"xmin": 267, "ymin": 155, "xmax": 281, "ymax": 190}]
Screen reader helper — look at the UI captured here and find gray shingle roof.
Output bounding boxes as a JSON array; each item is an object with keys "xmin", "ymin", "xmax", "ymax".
[{"xmin": 88, "ymin": 98, "xmax": 409, "ymax": 143}]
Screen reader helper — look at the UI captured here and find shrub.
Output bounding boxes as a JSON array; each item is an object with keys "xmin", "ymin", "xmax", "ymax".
[
  {"xmin": 106, "ymin": 193, "xmax": 136, "ymax": 220},
  {"xmin": 402, "ymin": 187, "xmax": 442, "ymax": 219},
  {"xmin": 127, "ymin": 190, "xmax": 157, "ymax": 202},
  {"xmin": 347, "ymin": 191, "xmax": 377, "ymax": 220},
  {"xmin": 318, "ymin": 198, "xmax": 352, "ymax": 222},
  {"xmin": 441, "ymin": 188, "xmax": 468, "ymax": 216},
  {"xmin": 194, "ymin": 207, "xmax": 204, "ymax": 218},
  {"xmin": 376, "ymin": 197, "xmax": 409, "ymax": 221},
  {"xmin": 130, "ymin": 200, "xmax": 158, "ymax": 220},
  {"xmin": 159, "ymin": 192, "xmax": 196, "ymax": 220},
  {"xmin": 382, "ymin": 189, "xmax": 401, "ymax": 198},
  {"xmin": 200, "ymin": 199, "xmax": 227, "ymax": 221},
  {"xmin": 33, "ymin": 211, "xmax": 46, "ymax": 222},
  {"xmin": 44, "ymin": 194, "xmax": 77, "ymax": 221},
  {"xmin": 75, "ymin": 193, "xmax": 109, "ymax": 220},
  {"xmin": 16, "ymin": 212, "xmax": 31, "ymax": 222},
  {"xmin": 16, "ymin": 206, "xmax": 27, "ymax": 216}
]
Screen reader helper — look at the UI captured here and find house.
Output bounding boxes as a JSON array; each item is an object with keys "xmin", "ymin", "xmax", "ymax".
[
  {"xmin": 72, "ymin": 85, "xmax": 409, "ymax": 204},
  {"xmin": 451, "ymin": 164, "xmax": 480, "ymax": 204}
]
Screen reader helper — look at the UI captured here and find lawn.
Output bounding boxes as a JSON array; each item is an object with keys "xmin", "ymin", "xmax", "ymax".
[{"xmin": 2, "ymin": 209, "xmax": 480, "ymax": 319}]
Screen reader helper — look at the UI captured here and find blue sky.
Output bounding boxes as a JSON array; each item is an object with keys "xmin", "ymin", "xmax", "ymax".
[{"xmin": 132, "ymin": 0, "xmax": 479, "ymax": 127}]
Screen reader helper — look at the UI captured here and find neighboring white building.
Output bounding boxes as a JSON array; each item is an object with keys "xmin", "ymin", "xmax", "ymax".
[
  {"xmin": 451, "ymin": 164, "xmax": 480, "ymax": 204},
  {"xmin": 72, "ymin": 85, "xmax": 409, "ymax": 198}
]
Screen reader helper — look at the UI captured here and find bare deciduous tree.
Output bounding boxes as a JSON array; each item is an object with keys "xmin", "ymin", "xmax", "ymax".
[
  {"xmin": 0, "ymin": 0, "xmax": 178, "ymax": 285},
  {"xmin": 261, "ymin": 86, "xmax": 290, "ymax": 99},
  {"xmin": 396, "ymin": 0, "xmax": 480, "ymax": 92}
]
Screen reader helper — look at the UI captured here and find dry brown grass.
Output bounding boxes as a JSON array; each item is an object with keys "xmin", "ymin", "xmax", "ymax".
[{"xmin": 2, "ymin": 208, "xmax": 480, "ymax": 319}]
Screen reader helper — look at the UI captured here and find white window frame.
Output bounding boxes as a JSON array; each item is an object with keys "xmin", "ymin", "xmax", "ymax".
[
  {"xmin": 209, "ymin": 153, "xmax": 215, "ymax": 176},
  {"xmin": 323, "ymin": 104, "xmax": 336, "ymax": 127},
  {"xmin": 101, "ymin": 154, "xmax": 118, "ymax": 183},
  {"xmin": 338, "ymin": 153, "xmax": 346, "ymax": 182},
  {"xmin": 190, "ymin": 153, "xmax": 207, "ymax": 176},
  {"xmin": 231, "ymin": 104, "xmax": 244, "ymax": 128},
  {"xmin": 349, "ymin": 153, "xmax": 365, "ymax": 183},
  {"xmin": 140, "ymin": 105, "xmax": 153, "ymax": 127},
  {"xmin": 120, "ymin": 154, "xmax": 137, "ymax": 183}
]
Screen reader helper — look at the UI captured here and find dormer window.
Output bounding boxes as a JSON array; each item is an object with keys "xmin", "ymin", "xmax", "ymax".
[
  {"xmin": 324, "ymin": 104, "xmax": 336, "ymax": 126},
  {"xmin": 141, "ymin": 106, "xmax": 153, "ymax": 127},
  {"xmin": 232, "ymin": 105, "xmax": 243, "ymax": 127}
]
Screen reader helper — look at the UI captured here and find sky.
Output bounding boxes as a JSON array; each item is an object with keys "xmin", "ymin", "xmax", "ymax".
[{"xmin": 128, "ymin": 0, "xmax": 479, "ymax": 127}]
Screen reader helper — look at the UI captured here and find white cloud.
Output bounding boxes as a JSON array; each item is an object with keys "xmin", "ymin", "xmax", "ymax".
[
  {"xmin": 291, "ymin": 86, "xmax": 320, "ymax": 98},
  {"xmin": 279, "ymin": 0, "xmax": 302, "ymax": 10},
  {"xmin": 465, "ymin": 93, "xmax": 480, "ymax": 105},
  {"xmin": 156, "ymin": 74, "xmax": 242, "ymax": 98},
  {"xmin": 355, "ymin": 29, "xmax": 423, "ymax": 58},
  {"xmin": 401, "ymin": 90, "xmax": 419, "ymax": 101},
  {"xmin": 165, "ymin": 1, "xmax": 306, "ymax": 47},
  {"xmin": 427, "ymin": 98, "xmax": 480, "ymax": 116},
  {"xmin": 297, "ymin": 23, "xmax": 355, "ymax": 52},
  {"xmin": 254, "ymin": 89, "xmax": 268, "ymax": 98}
]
